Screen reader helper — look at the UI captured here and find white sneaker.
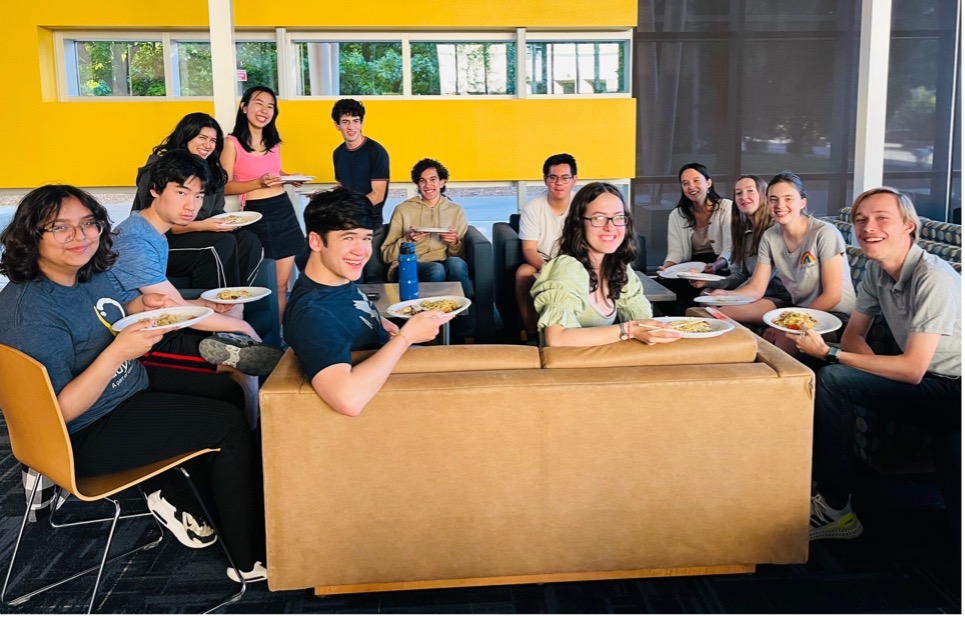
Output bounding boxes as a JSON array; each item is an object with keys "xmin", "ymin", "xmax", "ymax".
[
  {"xmin": 227, "ymin": 560, "xmax": 267, "ymax": 583},
  {"xmin": 146, "ymin": 490, "xmax": 217, "ymax": 549},
  {"xmin": 810, "ymin": 493, "xmax": 864, "ymax": 541}
]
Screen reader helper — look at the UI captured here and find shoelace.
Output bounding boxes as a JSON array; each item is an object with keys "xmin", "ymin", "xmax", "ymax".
[
  {"xmin": 182, "ymin": 511, "xmax": 214, "ymax": 536},
  {"xmin": 810, "ymin": 496, "xmax": 840, "ymax": 526}
]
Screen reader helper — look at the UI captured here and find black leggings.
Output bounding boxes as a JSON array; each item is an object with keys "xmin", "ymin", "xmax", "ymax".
[{"xmin": 69, "ymin": 367, "xmax": 263, "ymax": 569}]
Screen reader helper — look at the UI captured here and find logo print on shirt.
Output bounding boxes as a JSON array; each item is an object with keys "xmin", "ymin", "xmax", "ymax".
[
  {"xmin": 800, "ymin": 251, "xmax": 817, "ymax": 266},
  {"xmin": 94, "ymin": 298, "xmax": 126, "ymax": 334},
  {"xmin": 353, "ymin": 290, "xmax": 380, "ymax": 330}
]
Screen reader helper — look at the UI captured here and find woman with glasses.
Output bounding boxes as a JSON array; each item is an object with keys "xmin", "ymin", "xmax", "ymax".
[
  {"xmin": 132, "ymin": 112, "xmax": 263, "ymax": 289},
  {"xmin": 531, "ymin": 182, "xmax": 682, "ymax": 347},
  {"xmin": 0, "ymin": 185, "xmax": 267, "ymax": 583}
]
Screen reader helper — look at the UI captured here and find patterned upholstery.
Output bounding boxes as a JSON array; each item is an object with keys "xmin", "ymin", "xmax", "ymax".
[
  {"xmin": 917, "ymin": 239, "xmax": 962, "ymax": 262},
  {"xmin": 828, "ymin": 220, "xmax": 855, "ymax": 245},
  {"xmin": 919, "ymin": 220, "xmax": 962, "ymax": 246}
]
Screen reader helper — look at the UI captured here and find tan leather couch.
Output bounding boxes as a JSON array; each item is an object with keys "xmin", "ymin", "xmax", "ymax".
[{"xmin": 260, "ymin": 320, "xmax": 815, "ymax": 595}]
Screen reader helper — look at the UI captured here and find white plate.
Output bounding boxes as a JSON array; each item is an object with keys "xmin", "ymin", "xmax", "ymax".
[
  {"xmin": 412, "ymin": 227, "xmax": 453, "ymax": 234},
  {"xmin": 676, "ymin": 271, "xmax": 726, "ymax": 282},
  {"xmin": 212, "ymin": 211, "xmax": 263, "ymax": 227},
  {"xmin": 657, "ymin": 261, "xmax": 707, "ymax": 279},
  {"xmin": 280, "ymin": 175, "xmax": 315, "ymax": 183},
  {"xmin": 648, "ymin": 317, "xmax": 735, "ymax": 339},
  {"xmin": 763, "ymin": 307, "xmax": 843, "ymax": 335},
  {"xmin": 385, "ymin": 295, "xmax": 472, "ymax": 319},
  {"xmin": 111, "ymin": 307, "xmax": 214, "ymax": 332},
  {"xmin": 200, "ymin": 286, "xmax": 272, "ymax": 305},
  {"xmin": 694, "ymin": 295, "xmax": 756, "ymax": 305}
]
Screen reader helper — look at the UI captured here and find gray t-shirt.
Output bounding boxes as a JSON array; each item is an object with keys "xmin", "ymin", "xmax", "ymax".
[
  {"xmin": 0, "ymin": 272, "xmax": 149, "ymax": 433},
  {"xmin": 106, "ymin": 211, "xmax": 167, "ymax": 302},
  {"xmin": 759, "ymin": 217, "xmax": 855, "ymax": 314},
  {"xmin": 856, "ymin": 244, "xmax": 961, "ymax": 376}
]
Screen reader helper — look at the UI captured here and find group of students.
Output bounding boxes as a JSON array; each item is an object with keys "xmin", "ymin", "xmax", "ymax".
[{"xmin": 0, "ymin": 86, "xmax": 959, "ymax": 586}]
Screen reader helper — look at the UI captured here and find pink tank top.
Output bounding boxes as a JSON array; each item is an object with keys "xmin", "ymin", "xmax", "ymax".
[{"xmin": 226, "ymin": 134, "xmax": 282, "ymax": 206}]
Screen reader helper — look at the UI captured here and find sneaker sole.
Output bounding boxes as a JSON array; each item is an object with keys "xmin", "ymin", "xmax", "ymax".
[
  {"xmin": 199, "ymin": 339, "xmax": 282, "ymax": 377},
  {"xmin": 809, "ymin": 517, "xmax": 864, "ymax": 541}
]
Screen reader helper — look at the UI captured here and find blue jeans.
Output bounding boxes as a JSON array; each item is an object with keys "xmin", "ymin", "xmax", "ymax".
[
  {"xmin": 813, "ymin": 364, "xmax": 960, "ymax": 511},
  {"xmin": 417, "ymin": 257, "xmax": 471, "ymax": 297}
]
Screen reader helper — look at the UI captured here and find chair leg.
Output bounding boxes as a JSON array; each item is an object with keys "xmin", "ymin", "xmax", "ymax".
[
  {"xmin": 86, "ymin": 498, "xmax": 121, "ymax": 614},
  {"xmin": 177, "ymin": 466, "xmax": 246, "ymax": 613},
  {"xmin": 50, "ymin": 485, "xmax": 156, "ymax": 529}
]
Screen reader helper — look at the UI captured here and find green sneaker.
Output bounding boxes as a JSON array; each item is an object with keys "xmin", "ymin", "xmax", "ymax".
[{"xmin": 810, "ymin": 493, "xmax": 864, "ymax": 541}]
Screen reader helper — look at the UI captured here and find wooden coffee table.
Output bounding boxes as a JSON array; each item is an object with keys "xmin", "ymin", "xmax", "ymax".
[{"xmin": 359, "ymin": 282, "xmax": 464, "ymax": 345}]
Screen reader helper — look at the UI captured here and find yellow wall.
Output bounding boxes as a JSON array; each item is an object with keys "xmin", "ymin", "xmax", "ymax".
[{"xmin": 4, "ymin": 2, "xmax": 635, "ymax": 190}]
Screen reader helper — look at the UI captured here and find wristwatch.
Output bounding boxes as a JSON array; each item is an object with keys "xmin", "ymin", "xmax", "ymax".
[
  {"xmin": 825, "ymin": 346, "xmax": 841, "ymax": 364},
  {"xmin": 619, "ymin": 322, "xmax": 631, "ymax": 341}
]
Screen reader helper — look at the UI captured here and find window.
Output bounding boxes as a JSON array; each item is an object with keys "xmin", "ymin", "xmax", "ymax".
[
  {"xmin": 293, "ymin": 41, "xmax": 403, "ymax": 96},
  {"xmin": 68, "ymin": 40, "xmax": 165, "ymax": 96},
  {"xmin": 410, "ymin": 42, "xmax": 515, "ymax": 96},
  {"xmin": 526, "ymin": 41, "xmax": 628, "ymax": 95}
]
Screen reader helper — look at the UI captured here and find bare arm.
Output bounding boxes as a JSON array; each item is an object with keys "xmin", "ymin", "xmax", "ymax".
[
  {"xmin": 170, "ymin": 218, "xmax": 233, "ymax": 234},
  {"xmin": 139, "ymin": 280, "xmax": 259, "ymax": 339},
  {"xmin": 839, "ymin": 310, "xmax": 875, "ymax": 356},
  {"xmin": 715, "ymin": 261, "xmax": 771, "ymax": 299},
  {"xmin": 367, "ymin": 179, "xmax": 388, "ymax": 208},
  {"xmin": 521, "ymin": 240, "xmax": 545, "ymax": 271},
  {"xmin": 543, "ymin": 320, "xmax": 681, "ymax": 348},
  {"xmin": 795, "ymin": 326, "xmax": 942, "ymax": 384},
  {"xmin": 807, "ymin": 253, "xmax": 845, "ymax": 312},
  {"xmin": 221, "ymin": 139, "xmax": 280, "ymax": 195}
]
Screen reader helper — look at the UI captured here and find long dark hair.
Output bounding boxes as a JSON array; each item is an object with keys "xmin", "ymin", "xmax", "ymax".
[
  {"xmin": 558, "ymin": 182, "xmax": 638, "ymax": 302},
  {"xmin": 152, "ymin": 112, "xmax": 228, "ymax": 188},
  {"xmin": 731, "ymin": 174, "xmax": 773, "ymax": 269},
  {"xmin": 0, "ymin": 185, "xmax": 116, "ymax": 284},
  {"xmin": 675, "ymin": 162, "xmax": 725, "ymax": 229},
  {"xmin": 231, "ymin": 86, "xmax": 282, "ymax": 153}
]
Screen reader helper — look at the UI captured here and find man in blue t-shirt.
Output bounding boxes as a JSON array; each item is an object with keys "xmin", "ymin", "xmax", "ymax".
[
  {"xmin": 283, "ymin": 187, "xmax": 453, "ymax": 416},
  {"xmin": 331, "ymin": 99, "xmax": 390, "ymax": 225}
]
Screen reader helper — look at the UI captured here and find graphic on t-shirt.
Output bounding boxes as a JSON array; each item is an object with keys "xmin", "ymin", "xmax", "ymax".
[
  {"xmin": 800, "ymin": 251, "xmax": 817, "ymax": 266},
  {"xmin": 94, "ymin": 298, "xmax": 126, "ymax": 334},
  {"xmin": 353, "ymin": 290, "xmax": 380, "ymax": 330}
]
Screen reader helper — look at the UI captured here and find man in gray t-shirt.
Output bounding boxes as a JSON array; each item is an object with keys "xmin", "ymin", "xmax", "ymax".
[{"xmin": 794, "ymin": 188, "xmax": 961, "ymax": 544}]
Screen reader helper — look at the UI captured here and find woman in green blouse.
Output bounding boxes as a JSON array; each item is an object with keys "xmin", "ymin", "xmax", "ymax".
[{"xmin": 531, "ymin": 182, "xmax": 682, "ymax": 347}]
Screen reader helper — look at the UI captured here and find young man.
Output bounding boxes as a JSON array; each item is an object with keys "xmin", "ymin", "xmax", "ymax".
[
  {"xmin": 331, "ymin": 98, "xmax": 390, "ymax": 227},
  {"xmin": 283, "ymin": 188, "xmax": 453, "ymax": 416},
  {"xmin": 793, "ymin": 187, "xmax": 961, "ymax": 541},
  {"xmin": 108, "ymin": 150, "xmax": 282, "ymax": 426},
  {"xmin": 515, "ymin": 153, "xmax": 578, "ymax": 339},
  {"xmin": 380, "ymin": 158, "xmax": 470, "ymax": 296}
]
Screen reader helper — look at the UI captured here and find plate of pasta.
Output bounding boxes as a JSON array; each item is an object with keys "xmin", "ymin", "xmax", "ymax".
[
  {"xmin": 386, "ymin": 295, "xmax": 472, "ymax": 319},
  {"xmin": 200, "ymin": 286, "xmax": 272, "ymax": 305},
  {"xmin": 649, "ymin": 317, "xmax": 734, "ymax": 339},
  {"xmin": 111, "ymin": 307, "xmax": 214, "ymax": 332},
  {"xmin": 212, "ymin": 212, "xmax": 263, "ymax": 227},
  {"xmin": 763, "ymin": 308, "xmax": 843, "ymax": 335}
]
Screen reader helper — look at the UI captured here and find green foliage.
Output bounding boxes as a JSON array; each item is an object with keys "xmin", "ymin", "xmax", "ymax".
[
  {"xmin": 411, "ymin": 43, "xmax": 441, "ymax": 95},
  {"xmin": 891, "ymin": 86, "xmax": 936, "ymax": 138},
  {"xmin": 78, "ymin": 41, "xmax": 164, "ymax": 96},
  {"xmin": 339, "ymin": 42, "xmax": 402, "ymax": 95},
  {"xmin": 237, "ymin": 42, "xmax": 277, "ymax": 93}
]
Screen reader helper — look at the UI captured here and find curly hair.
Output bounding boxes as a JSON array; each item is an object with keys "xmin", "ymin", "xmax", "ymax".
[
  {"xmin": 151, "ymin": 112, "xmax": 228, "ymax": 189},
  {"xmin": 0, "ymin": 185, "xmax": 116, "ymax": 284},
  {"xmin": 331, "ymin": 98, "xmax": 365, "ymax": 123},
  {"xmin": 730, "ymin": 174, "xmax": 773, "ymax": 270},
  {"xmin": 675, "ymin": 162, "xmax": 725, "ymax": 229},
  {"xmin": 558, "ymin": 182, "xmax": 638, "ymax": 302},
  {"xmin": 410, "ymin": 158, "xmax": 449, "ymax": 195},
  {"xmin": 231, "ymin": 85, "xmax": 282, "ymax": 153}
]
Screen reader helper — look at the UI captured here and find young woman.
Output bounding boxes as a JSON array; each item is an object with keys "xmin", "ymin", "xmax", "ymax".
[
  {"xmin": 658, "ymin": 162, "xmax": 734, "ymax": 313},
  {"xmin": 0, "ymin": 185, "xmax": 266, "ymax": 583},
  {"xmin": 690, "ymin": 174, "xmax": 790, "ymax": 304},
  {"xmin": 222, "ymin": 86, "xmax": 307, "ymax": 318},
  {"xmin": 531, "ymin": 182, "xmax": 682, "ymax": 347},
  {"xmin": 132, "ymin": 112, "xmax": 263, "ymax": 289},
  {"xmin": 710, "ymin": 171, "xmax": 855, "ymax": 354}
]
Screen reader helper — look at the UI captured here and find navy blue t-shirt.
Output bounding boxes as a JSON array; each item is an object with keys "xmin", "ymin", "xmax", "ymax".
[
  {"xmin": 283, "ymin": 274, "xmax": 389, "ymax": 381},
  {"xmin": 333, "ymin": 137, "xmax": 390, "ymax": 219}
]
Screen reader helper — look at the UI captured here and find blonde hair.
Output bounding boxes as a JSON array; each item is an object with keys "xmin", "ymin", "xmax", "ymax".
[{"xmin": 851, "ymin": 187, "xmax": 921, "ymax": 241}]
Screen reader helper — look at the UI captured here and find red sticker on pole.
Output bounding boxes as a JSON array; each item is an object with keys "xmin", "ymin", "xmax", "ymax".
[{"xmin": 236, "ymin": 69, "xmax": 248, "ymax": 82}]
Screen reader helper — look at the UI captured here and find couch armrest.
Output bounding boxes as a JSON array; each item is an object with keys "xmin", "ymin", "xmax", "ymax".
[
  {"xmin": 464, "ymin": 225, "xmax": 495, "ymax": 340},
  {"xmin": 492, "ymin": 221, "xmax": 522, "ymax": 333}
]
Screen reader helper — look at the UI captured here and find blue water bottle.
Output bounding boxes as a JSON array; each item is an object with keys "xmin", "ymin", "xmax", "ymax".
[{"xmin": 398, "ymin": 241, "xmax": 419, "ymax": 301}]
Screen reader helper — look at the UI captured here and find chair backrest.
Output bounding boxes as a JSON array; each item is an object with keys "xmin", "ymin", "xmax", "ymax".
[{"xmin": 0, "ymin": 344, "xmax": 79, "ymax": 494}]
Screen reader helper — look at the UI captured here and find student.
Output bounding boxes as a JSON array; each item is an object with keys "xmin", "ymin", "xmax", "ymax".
[
  {"xmin": 283, "ymin": 187, "xmax": 454, "ymax": 417},
  {"xmin": 531, "ymin": 182, "xmax": 681, "ymax": 348},
  {"xmin": 331, "ymin": 98, "xmax": 390, "ymax": 230},
  {"xmin": 792, "ymin": 187, "xmax": 961, "ymax": 541},
  {"xmin": 222, "ymin": 85, "xmax": 307, "ymax": 319},
  {"xmin": 0, "ymin": 185, "xmax": 266, "ymax": 583},
  {"xmin": 658, "ymin": 162, "xmax": 734, "ymax": 313},
  {"xmin": 132, "ymin": 112, "xmax": 263, "ymax": 289},
  {"xmin": 108, "ymin": 149, "xmax": 282, "ymax": 427},
  {"xmin": 380, "ymin": 158, "xmax": 471, "ymax": 296},
  {"xmin": 515, "ymin": 153, "xmax": 578, "ymax": 341},
  {"xmin": 710, "ymin": 171, "xmax": 855, "ymax": 355},
  {"xmin": 690, "ymin": 174, "xmax": 790, "ymax": 304}
]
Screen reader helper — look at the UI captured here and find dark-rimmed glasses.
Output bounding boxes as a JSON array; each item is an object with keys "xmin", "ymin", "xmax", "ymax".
[
  {"xmin": 42, "ymin": 221, "xmax": 104, "ymax": 244},
  {"xmin": 583, "ymin": 215, "xmax": 629, "ymax": 227}
]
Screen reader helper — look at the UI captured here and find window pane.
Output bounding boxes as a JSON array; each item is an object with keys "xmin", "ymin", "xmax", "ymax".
[
  {"xmin": 885, "ymin": 38, "xmax": 940, "ymax": 172},
  {"xmin": 637, "ymin": 0, "xmax": 732, "ymax": 32},
  {"xmin": 892, "ymin": 0, "xmax": 959, "ymax": 31},
  {"xmin": 526, "ymin": 41, "xmax": 627, "ymax": 95},
  {"xmin": 176, "ymin": 42, "xmax": 213, "ymax": 96},
  {"xmin": 74, "ymin": 41, "xmax": 164, "ymax": 96},
  {"xmin": 410, "ymin": 42, "xmax": 516, "ymax": 95},
  {"xmin": 743, "ymin": 0, "xmax": 852, "ymax": 32},
  {"xmin": 294, "ymin": 41, "xmax": 402, "ymax": 96},
  {"xmin": 236, "ymin": 42, "xmax": 277, "ymax": 96}
]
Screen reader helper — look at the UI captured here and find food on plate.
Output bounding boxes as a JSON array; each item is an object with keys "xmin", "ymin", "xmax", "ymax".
[
  {"xmin": 667, "ymin": 319, "xmax": 713, "ymax": 333},
  {"xmin": 773, "ymin": 310, "xmax": 818, "ymax": 330},
  {"xmin": 221, "ymin": 214, "xmax": 251, "ymax": 225},
  {"xmin": 142, "ymin": 312, "xmax": 193, "ymax": 327},
  {"xmin": 400, "ymin": 298, "xmax": 462, "ymax": 316},
  {"xmin": 216, "ymin": 289, "xmax": 253, "ymax": 300}
]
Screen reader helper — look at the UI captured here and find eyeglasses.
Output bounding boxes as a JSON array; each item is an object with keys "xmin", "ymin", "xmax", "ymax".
[
  {"xmin": 583, "ymin": 215, "xmax": 629, "ymax": 228},
  {"xmin": 42, "ymin": 220, "xmax": 104, "ymax": 244},
  {"xmin": 546, "ymin": 175, "xmax": 574, "ymax": 184}
]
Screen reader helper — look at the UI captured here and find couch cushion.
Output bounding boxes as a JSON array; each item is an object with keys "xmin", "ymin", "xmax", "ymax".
[
  {"xmin": 539, "ymin": 325, "xmax": 758, "ymax": 369},
  {"xmin": 919, "ymin": 220, "xmax": 961, "ymax": 246},
  {"xmin": 351, "ymin": 344, "xmax": 541, "ymax": 374}
]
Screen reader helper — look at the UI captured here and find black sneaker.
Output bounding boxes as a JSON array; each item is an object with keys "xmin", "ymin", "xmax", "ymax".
[
  {"xmin": 146, "ymin": 490, "xmax": 217, "ymax": 549},
  {"xmin": 199, "ymin": 333, "xmax": 283, "ymax": 377}
]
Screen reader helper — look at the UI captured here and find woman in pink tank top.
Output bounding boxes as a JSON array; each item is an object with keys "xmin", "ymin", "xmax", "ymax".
[{"xmin": 222, "ymin": 86, "xmax": 307, "ymax": 322}]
